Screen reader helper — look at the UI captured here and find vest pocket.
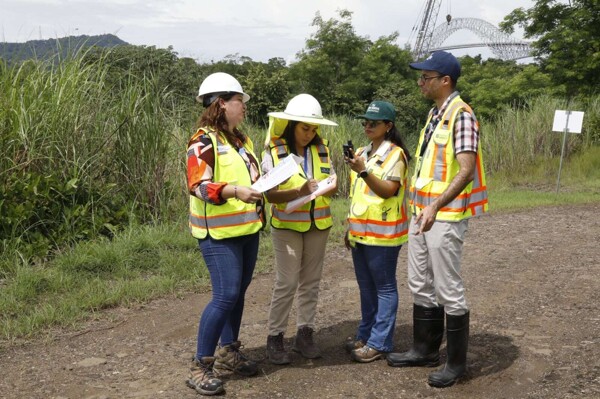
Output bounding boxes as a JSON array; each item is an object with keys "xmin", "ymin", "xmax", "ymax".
[
  {"xmin": 433, "ymin": 131, "xmax": 450, "ymax": 145},
  {"xmin": 414, "ymin": 177, "xmax": 433, "ymax": 190},
  {"xmin": 217, "ymin": 146, "xmax": 234, "ymax": 165},
  {"xmin": 350, "ymin": 202, "xmax": 368, "ymax": 217}
]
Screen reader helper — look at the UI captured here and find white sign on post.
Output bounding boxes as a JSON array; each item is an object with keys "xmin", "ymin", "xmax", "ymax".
[
  {"xmin": 552, "ymin": 109, "xmax": 585, "ymax": 193},
  {"xmin": 552, "ymin": 110, "xmax": 584, "ymax": 133}
]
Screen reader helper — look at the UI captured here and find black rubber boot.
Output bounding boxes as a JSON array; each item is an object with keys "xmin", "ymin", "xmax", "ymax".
[
  {"xmin": 428, "ymin": 311, "xmax": 469, "ymax": 388},
  {"xmin": 387, "ymin": 304, "xmax": 444, "ymax": 367}
]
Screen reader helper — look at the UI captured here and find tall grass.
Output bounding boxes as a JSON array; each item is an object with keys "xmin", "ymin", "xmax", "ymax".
[
  {"xmin": 0, "ymin": 52, "xmax": 190, "ymax": 260},
  {"xmin": 482, "ymin": 95, "xmax": 600, "ymax": 174}
]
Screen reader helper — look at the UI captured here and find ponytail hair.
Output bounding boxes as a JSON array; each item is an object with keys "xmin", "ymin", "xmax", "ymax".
[{"xmin": 385, "ymin": 124, "xmax": 412, "ymax": 164}]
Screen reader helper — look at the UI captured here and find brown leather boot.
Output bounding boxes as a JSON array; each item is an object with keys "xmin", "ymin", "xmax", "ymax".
[
  {"xmin": 292, "ymin": 326, "xmax": 322, "ymax": 359},
  {"xmin": 266, "ymin": 333, "xmax": 291, "ymax": 365},
  {"xmin": 214, "ymin": 341, "xmax": 258, "ymax": 376}
]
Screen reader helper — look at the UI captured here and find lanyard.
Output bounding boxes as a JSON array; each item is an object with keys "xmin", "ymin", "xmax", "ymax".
[
  {"xmin": 420, "ymin": 108, "xmax": 440, "ymax": 157},
  {"xmin": 303, "ymin": 147, "xmax": 308, "ymax": 173}
]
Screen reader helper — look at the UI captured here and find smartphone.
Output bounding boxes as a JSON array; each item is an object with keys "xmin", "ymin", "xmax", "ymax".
[{"xmin": 343, "ymin": 140, "xmax": 354, "ymax": 158}]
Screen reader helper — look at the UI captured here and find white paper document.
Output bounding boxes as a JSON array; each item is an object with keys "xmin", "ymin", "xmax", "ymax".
[
  {"xmin": 284, "ymin": 175, "xmax": 337, "ymax": 214},
  {"xmin": 251, "ymin": 154, "xmax": 302, "ymax": 193}
]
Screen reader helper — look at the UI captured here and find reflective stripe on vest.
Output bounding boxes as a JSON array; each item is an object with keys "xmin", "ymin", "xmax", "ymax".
[
  {"xmin": 188, "ymin": 129, "xmax": 263, "ymax": 240},
  {"xmin": 348, "ymin": 141, "xmax": 409, "ymax": 247},
  {"xmin": 269, "ymin": 138, "xmax": 333, "ymax": 232},
  {"xmin": 409, "ymin": 96, "xmax": 488, "ymax": 221}
]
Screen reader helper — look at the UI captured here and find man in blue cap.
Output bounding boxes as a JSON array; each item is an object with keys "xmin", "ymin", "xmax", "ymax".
[{"xmin": 386, "ymin": 51, "xmax": 489, "ymax": 388}]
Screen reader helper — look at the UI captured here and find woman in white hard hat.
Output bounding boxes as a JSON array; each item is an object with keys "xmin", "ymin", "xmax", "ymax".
[
  {"xmin": 186, "ymin": 72, "xmax": 265, "ymax": 396},
  {"xmin": 263, "ymin": 94, "xmax": 338, "ymax": 365},
  {"xmin": 343, "ymin": 100, "xmax": 411, "ymax": 363}
]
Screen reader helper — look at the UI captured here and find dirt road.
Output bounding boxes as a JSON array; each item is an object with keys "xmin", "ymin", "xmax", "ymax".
[{"xmin": 1, "ymin": 204, "xmax": 599, "ymax": 398}]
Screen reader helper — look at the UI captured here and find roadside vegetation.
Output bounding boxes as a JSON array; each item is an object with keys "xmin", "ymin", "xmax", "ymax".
[{"xmin": 1, "ymin": 0, "xmax": 599, "ymax": 342}]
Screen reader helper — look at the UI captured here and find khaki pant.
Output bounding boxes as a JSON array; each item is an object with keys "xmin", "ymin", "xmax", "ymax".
[
  {"xmin": 268, "ymin": 227, "xmax": 330, "ymax": 336},
  {"xmin": 407, "ymin": 218, "xmax": 469, "ymax": 316}
]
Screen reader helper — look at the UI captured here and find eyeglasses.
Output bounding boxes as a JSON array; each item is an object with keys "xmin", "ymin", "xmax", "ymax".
[
  {"xmin": 418, "ymin": 74, "xmax": 443, "ymax": 83},
  {"xmin": 361, "ymin": 120, "xmax": 385, "ymax": 128}
]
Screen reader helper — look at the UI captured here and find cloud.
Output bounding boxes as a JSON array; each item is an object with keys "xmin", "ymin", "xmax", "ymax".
[{"xmin": 1, "ymin": 0, "xmax": 534, "ymax": 62}]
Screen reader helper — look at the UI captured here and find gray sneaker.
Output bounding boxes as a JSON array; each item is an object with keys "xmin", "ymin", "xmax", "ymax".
[
  {"xmin": 214, "ymin": 341, "xmax": 258, "ymax": 376},
  {"xmin": 266, "ymin": 333, "xmax": 291, "ymax": 365},
  {"xmin": 292, "ymin": 326, "xmax": 322, "ymax": 359}
]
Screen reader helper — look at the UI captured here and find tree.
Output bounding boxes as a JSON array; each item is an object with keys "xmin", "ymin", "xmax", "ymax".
[
  {"xmin": 500, "ymin": 0, "xmax": 600, "ymax": 97},
  {"xmin": 458, "ymin": 56, "xmax": 558, "ymax": 120},
  {"xmin": 83, "ymin": 44, "xmax": 200, "ymax": 106},
  {"xmin": 289, "ymin": 10, "xmax": 370, "ymax": 114},
  {"xmin": 242, "ymin": 63, "xmax": 290, "ymax": 126}
]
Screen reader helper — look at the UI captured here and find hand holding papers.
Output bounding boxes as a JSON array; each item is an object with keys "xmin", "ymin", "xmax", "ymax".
[
  {"xmin": 285, "ymin": 175, "xmax": 337, "ymax": 214},
  {"xmin": 251, "ymin": 154, "xmax": 302, "ymax": 193}
]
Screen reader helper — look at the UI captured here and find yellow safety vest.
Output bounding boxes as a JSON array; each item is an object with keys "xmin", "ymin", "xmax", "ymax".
[
  {"xmin": 409, "ymin": 96, "xmax": 488, "ymax": 221},
  {"xmin": 348, "ymin": 141, "xmax": 409, "ymax": 247},
  {"xmin": 189, "ymin": 128, "xmax": 264, "ymax": 240},
  {"xmin": 269, "ymin": 138, "xmax": 333, "ymax": 232}
]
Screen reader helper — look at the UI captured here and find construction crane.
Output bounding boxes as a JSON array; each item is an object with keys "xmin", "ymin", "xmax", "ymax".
[{"xmin": 411, "ymin": 0, "xmax": 444, "ymax": 61}]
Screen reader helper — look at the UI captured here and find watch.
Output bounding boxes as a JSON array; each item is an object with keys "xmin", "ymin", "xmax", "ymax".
[{"xmin": 358, "ymin": 170, "xmax": 369, "ymax": 179}]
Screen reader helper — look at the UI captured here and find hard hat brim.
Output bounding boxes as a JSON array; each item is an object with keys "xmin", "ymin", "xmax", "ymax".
[
  {"xmin": 267, "ymin": 112, "xmax": 338, "ymax": 126},
  {"xmin": 197, "ymin": 92, "xmax": 250, "ymax": 103}
]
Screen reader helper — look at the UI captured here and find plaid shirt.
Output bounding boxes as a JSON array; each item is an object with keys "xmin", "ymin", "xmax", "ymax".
[{"xmin": 423, "ymin": 91, "xmax": 479, "ymax": 155}]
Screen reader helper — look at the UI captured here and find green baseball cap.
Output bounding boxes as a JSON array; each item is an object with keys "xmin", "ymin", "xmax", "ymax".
[{"xmin": 356, "ymin": 101, "xmax": 396, "ymax": 121}]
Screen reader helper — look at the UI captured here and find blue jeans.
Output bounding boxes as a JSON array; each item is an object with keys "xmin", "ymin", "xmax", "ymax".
[
  {"xmin": 195, "ymin": 232, "xmax": 259, "ymax": 359},
  {"xmin": 351, "ymin": 243, "xmax": 401, "ymax": 352}
]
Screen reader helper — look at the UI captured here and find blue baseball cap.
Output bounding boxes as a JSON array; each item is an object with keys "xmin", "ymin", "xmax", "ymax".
[{"xmin": 410, "ymin": 51, "xmax": 461, "ymax": 82}]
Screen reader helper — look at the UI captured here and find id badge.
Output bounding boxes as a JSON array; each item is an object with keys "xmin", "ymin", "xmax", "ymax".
[{"xmin": 217, "ymin": 145, "xmax": 231, "ymax": 155}]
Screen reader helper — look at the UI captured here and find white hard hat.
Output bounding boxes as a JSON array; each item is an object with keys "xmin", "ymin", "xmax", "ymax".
[
  {"xmin": 197, "ymin": 72, "xmax": 250, "ymax": 105},
  {"xmin": 268, "ymin": 94, "xmax": 337, "ymax": 126}
]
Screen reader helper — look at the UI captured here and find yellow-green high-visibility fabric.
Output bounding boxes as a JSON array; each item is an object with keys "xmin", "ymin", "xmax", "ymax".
[
  {"xmin": 269, "ymin": 138, "xmax": 333, "ymax": 232},
  {"xmin": 409, "ymin": 96, "xmax": 488, "ymax": 221},
  {"xmin": 348, "ymin": 141, "xmax": 409, "ymax": 247},
  {"xmin": 189, "ymin": 129, "xmax": 264, "ymax": 240}
]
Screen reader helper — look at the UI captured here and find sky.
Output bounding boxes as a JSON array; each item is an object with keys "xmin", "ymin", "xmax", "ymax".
[{"xmin": 0, "ymin": 0, "xmax": 535, "ymax": 64}]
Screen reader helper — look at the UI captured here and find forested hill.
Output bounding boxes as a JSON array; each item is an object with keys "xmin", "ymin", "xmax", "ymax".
[{"xmin": 0, "ymin": 34, "xmax": 128, "ymax": 63}]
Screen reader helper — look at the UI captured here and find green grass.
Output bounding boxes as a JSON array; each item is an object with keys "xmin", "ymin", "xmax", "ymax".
[
  {"xmin": 489, "ymin": 189, "xmax": 600, "ymax": 212},
  {"xmin": 488, "ymin": 145, "xmax": 600, "ymax": 211},
  {"xmin": 0, "ymin": 222, "xmax": 202, "ymax": 341}
]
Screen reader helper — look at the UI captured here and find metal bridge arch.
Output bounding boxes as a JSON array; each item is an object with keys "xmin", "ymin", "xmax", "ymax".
[{"xmin": 428, "ymin": 18, "xmax": 532, "ymax": 60}]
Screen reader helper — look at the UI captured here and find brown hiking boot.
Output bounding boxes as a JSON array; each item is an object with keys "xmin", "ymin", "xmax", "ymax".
[
  {"xmin": 186, "ymin": 356, "xmax": 224, "ymax": 396},
  {"xmin": 292, "ymin": 326, "xmax": 322, "ymax": 359},
  {"xmin": 351, "ymin": 345, "xmax": 386, "ymax": 363},
  {"xmin": 344, "ymin": 337, "xmax": 365, "ymax": 354},
  {"xmin": 266, "ymin": 333, "xmax": 291, "ymax": 365},
  {"xmin": 214, "ymin": 341, "xmax": 258, "ymax": 377}
]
